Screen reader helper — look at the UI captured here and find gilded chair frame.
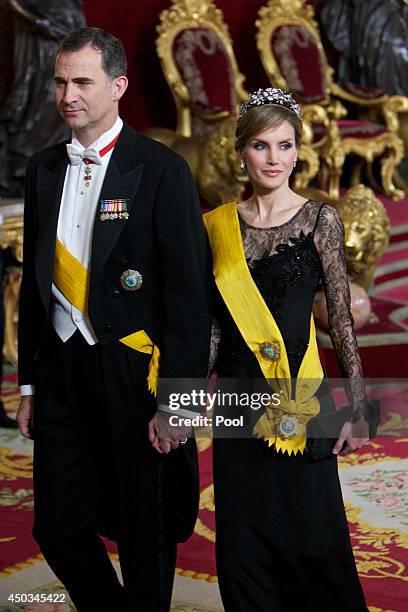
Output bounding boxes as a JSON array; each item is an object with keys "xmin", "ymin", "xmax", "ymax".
[
  {"xmin": 157, "ymin": 0, "xmax": 248, "ymax": 137},
  {"xmin": 256, "ymin": 0, "xmax": 407, "ymax": 200},
  {"xmin": 256, "ymin": 0, "xmax": 334, "ymax": 105}
]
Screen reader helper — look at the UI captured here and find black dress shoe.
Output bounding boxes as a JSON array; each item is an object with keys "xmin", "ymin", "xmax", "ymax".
[
  {"xmin": 0, "ymin": 401, "xmax": 18, "ymax": 428},
  {"xmin": 0, "ymin": 413, "xmax": 18, "ymax": 428}
]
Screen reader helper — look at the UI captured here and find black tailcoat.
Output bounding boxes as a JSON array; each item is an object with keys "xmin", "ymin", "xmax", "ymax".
[{"xmin": 18, "ymin": 122, "xmax": 211, "ymax": 544}]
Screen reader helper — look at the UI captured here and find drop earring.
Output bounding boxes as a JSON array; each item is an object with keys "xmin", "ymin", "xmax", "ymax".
[
  {"xmin": 293, "ymin": 158, "xmax": 298, "ymax": 168},
  {"xmin": 240, "ymin": 159, "xmax": 246, "ymax": 171}
]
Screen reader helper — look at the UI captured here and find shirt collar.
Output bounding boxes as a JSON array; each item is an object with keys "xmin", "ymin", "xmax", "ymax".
[{"xmin": 71, "ymin": 116, "xmax": 123, "ymax": 152}]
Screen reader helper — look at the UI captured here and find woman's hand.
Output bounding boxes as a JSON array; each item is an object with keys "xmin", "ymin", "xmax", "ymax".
[
  {"xmin": 333, "ymin": 417, "xmax": 369, "ymax": 456},
  {"xmin": 148, "ymin": 410, "xmax": 192, "ymax": 454}
]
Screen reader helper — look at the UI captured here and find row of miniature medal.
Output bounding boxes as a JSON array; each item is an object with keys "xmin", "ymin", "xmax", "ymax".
[
  {"xmin": 100, "ymin": 199, "xmax": 129, "ymax": 221},
  {"xmin": 82, "ymin": 157, "xmax": 129, "ymax": 222}
]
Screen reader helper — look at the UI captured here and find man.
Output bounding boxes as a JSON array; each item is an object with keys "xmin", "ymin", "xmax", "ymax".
[{"xmin": 16, "ymin": 27, "xmax": 210, "ymax": 611}]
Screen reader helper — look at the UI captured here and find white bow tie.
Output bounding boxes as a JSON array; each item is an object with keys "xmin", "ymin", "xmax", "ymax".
[{"xmin": 66, "ymin": 143, "xmax": 102, "ymax": 166}]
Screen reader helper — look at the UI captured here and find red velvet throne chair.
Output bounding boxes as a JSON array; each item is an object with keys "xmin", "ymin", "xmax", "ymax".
[
  {"xmin": 256, "ymin": 0, "xmax": 407, "ymax": 200},
  {"xmin": 156, "ymin": 0, "xmax": 248, "ymax": 137}
]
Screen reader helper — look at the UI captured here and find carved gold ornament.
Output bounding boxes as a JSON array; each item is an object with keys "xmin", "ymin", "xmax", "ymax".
[
  {"xmin": 0, "ymin": 214, "xmax": 23, "ymax": 364},
  {"xmin": 339, "ymin": 185, "xmax": 390, "ymax": 290},
  {"xmin": 256, "ymin": 0, "xmax": 408, "ymax": 200},
  {"xmin": 156, "ymin": 0, "xmax": 248, "ymax": 137}
]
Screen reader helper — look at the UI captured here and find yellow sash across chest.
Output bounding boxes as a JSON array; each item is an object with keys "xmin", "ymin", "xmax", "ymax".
[
  {"xmin": 53, "ymin": 239, "xmax": 160, "ymax": 395},
  {"xmin": 203, "ymin": 202, "xmax": 324, "ymax": 455}
]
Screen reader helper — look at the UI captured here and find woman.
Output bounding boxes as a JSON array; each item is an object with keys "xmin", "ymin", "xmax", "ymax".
[{"xmin": 203, "ymin": 88, "xmax": 369, "ymax": 611}]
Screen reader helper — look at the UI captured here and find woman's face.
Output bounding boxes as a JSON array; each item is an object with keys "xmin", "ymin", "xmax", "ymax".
[{"xmin": 242, "ymin": 120, "xmax": 298, "ymax": 192}]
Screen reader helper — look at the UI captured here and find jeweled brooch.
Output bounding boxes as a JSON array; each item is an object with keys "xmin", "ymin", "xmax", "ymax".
[
  {"xmin": 278, "ymin": 414, "xmax": 299, "ymax": 438},
  {"xmin": 259, "ymin": 341, "xmax": 280, "ymax": 361},
  {"xmin": 120, "ymin": 269, "xmax": 143, "ymax": 291}
]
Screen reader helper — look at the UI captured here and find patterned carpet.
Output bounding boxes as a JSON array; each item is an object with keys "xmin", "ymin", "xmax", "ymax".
[{"xmin": 0, "ymin": 367, "xmax": 407, "ymax": 611}]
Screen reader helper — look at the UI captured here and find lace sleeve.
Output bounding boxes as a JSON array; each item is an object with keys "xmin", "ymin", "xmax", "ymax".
[{"xmin": 314, "ymin": 205, "xmax": 367, "ymax": 421}]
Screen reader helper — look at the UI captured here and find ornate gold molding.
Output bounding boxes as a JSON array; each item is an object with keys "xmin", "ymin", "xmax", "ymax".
[
  {"xmin": 339, "ymin": 184, "xmax": 390, "ymax": 290},
  {"xmin": 301, "ymin": 103, "xmax": 330, "ymax": 145},
  {"xmin": 294, "ymin": 144, "xmax": 319, "ymax": 190},
  {"xmin": 3, "ymin": 266, "xmax": 21, "ymax": 365},
  {"xmin": 331, "ymin": 82, "xmax": 388, "ymax": 107},
  {"xmin": 337, "ymin": 133, "xmax": 404, "ymax": 200},
  {"xmin": 0, "ymin": 207, "xmax": 23, "ymax": 365},
  {"xmin": 256, "ymin": 0, "xmax": 333, "ymax": 101},
  {"xmin": 157, "ymin": 0, "xmax": 248, "ymax": 136},
  {"xmin": 382, "ymin": 95, "xmax": 408, "ymax": 133},
  {"xmin": 0, "ymin": 215, "xmax": 23, "ymax": 263}
]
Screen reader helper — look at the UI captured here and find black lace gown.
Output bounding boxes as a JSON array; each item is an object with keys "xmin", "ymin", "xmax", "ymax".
[{"xmin": 211, "ymin": 200, "xmax": 368, "ymax": 612}]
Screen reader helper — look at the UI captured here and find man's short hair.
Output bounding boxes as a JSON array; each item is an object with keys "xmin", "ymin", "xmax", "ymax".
[{"xmin": 58, "ymin": 27, "xmax": 127, "ymax": 80}]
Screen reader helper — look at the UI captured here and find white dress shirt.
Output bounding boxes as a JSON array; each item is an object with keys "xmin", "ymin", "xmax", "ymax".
[{"xmin": 20, "ymin": 116, "xmax": 123, "ymax": 396}]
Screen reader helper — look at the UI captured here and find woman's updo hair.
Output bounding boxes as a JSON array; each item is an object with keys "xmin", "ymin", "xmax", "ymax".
[{"xmin": 235, "ymin": 104, "xmax": 302, "ymax": 153}]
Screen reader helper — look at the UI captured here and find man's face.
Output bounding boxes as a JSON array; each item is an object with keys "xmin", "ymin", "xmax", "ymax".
[{"xmin": 54, "ymin": 45, "xmax": 121, "ymax": 137}]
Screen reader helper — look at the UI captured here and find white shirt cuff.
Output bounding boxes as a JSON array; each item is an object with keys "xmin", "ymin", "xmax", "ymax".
[
  {"xmin": 158, "ymin": 404, "xmax": 201, "ymax": 419},
  {"xmin": 20, "ymin": 385, "xmax": 35, "ymax": 396}
]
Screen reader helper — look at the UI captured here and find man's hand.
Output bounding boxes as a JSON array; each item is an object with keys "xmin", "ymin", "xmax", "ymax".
[
  {"xmin": 148, "ymin": 410, "xmax": 193, "ymax": 454},
  {"xmin": 333, "ymin": 417, "xmax": 369, "ymax": 456},
  {"xmin": 16, "ymin": 395, "xmax": 34, "ymax": 439}
]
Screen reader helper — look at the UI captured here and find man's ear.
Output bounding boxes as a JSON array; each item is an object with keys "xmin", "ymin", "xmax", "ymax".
[{"xmin": 112, "ymin": 76, "xmax": 128, "ymax": 101}]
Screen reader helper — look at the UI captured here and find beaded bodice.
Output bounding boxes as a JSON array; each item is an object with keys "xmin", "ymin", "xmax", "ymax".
[{"xmin": 211, "ymin": 199, "xmax": 366, "ymax": 416}]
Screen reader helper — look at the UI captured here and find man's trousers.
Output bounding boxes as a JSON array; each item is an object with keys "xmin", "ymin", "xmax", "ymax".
[{"xmin": 32, "ymin": 326, "xmax": 182, "ymax": 611}]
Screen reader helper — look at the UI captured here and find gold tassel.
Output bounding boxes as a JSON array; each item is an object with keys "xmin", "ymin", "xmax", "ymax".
[{"xmin": 147, "ymin": 345, "xmax": 160, "ymax": 396}]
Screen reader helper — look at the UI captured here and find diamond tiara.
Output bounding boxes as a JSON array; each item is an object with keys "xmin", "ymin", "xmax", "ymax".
[{"xmin": 239, "ymin": 88, "xmax": 301, "ymax": 119}]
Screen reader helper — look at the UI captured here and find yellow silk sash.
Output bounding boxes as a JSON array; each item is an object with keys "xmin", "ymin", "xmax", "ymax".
[
  {"xmin": 53, "ymin": 239, "xmax": 160, "ymax": 395},
  {"xmin": 203, "ymin": 202, "xmax": 324, "ymax": 455}
]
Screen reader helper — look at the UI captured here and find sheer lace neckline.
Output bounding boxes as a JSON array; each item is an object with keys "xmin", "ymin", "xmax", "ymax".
[{"xmin": 237, "ymin": 199, "xmax": 311, "ymax": 230}]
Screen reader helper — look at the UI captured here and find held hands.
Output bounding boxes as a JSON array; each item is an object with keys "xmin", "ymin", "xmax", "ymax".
[
  {"xmin": 148, "ymin": 410, "xmax": 193, "ymax": 454},
  {"xmin": 16, "ymin": 395, "xmax": 34, "ymax": 439},
  {"xmin": 332, "ymin": 417, "xmax": 369, "ymax": 456}
]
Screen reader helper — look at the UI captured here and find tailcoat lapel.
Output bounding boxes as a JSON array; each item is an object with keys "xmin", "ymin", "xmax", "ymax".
[
  {"xmin": 35, "ymin": 145, "xmax": 68, "ymax": 313},
  {"xmin": 90, "ymin": 126, "xmax": 144, "ymax": 281}
]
